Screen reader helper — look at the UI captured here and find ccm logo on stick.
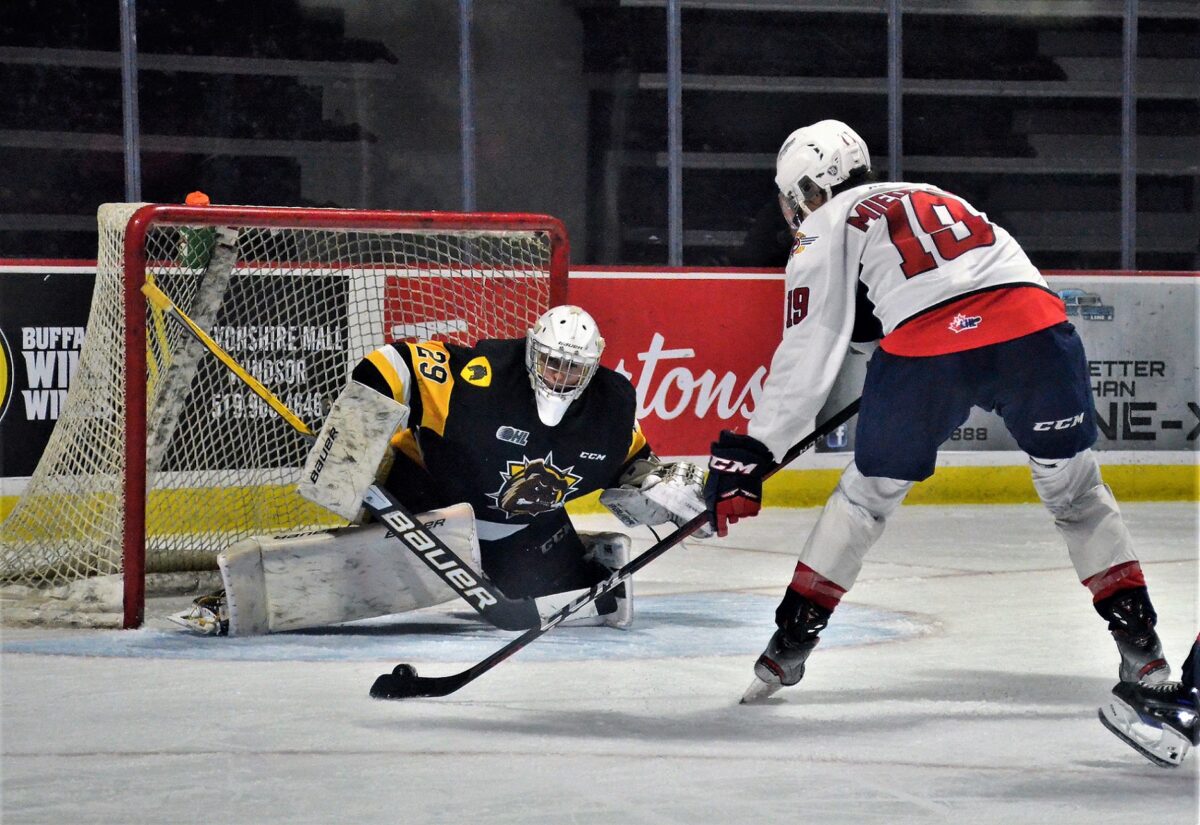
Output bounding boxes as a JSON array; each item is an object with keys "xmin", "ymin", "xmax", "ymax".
[
  {"xmin": 1033, "ymin": 412, "xmax": 1086, "ymax": 431},
  {"xmin": 378, "ymin": 508, "xmax": 498, "ymax": 609},
  {"xmin": 710, "ymin": 457, "xmax": 759, "ymax": 473}
]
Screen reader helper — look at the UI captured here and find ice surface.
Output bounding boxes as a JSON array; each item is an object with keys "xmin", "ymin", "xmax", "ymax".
[{"xmin": 3, "ymin": 503, "xmax": 1197, "ymax": 824}]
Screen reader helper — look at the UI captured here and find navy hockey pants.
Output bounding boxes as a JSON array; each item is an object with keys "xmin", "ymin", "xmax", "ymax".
[{"xmin": 855, "ymin": 322, "xmax": 1098, "ymax": 481}]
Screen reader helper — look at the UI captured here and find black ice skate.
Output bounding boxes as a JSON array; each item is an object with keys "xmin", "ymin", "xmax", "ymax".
[
  {"xmin": 1114, "ymin": 632, "xmax": 1171, "ymax": 684},
  {"xmin": 1095, "ymin": 587, "xmax": 1170, "ymax": 683},
  {"xmin": 166, "ymin": 590, "xmax": 229, "ymax": 636},
  {"xmin": 1098, "ymin": 680, "xmax": 1199, "ymax": 768},
  {"xmin": 742, "ymin": 590, "xmax": 831, "ymax": 704},
  {"xmin": 740, "ymin": 630, "xmax": 819, "ymax": 704}
]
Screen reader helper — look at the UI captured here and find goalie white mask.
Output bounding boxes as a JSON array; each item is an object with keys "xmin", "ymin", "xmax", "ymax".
[
  {"xmin": 775, "ymin": 119, "xmax": 870, "ymax": 230},
  {"xmin": 526, "ymin": 305, "xmax": 604, "ymax": 427}
]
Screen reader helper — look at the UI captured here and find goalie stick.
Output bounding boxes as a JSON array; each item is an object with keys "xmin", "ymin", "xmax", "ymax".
[
  {"xmin": 370, "ymin": 398, "xmax": 862, "ymax": 700},
  {"xmin": 141, "ymin": 281, "xmax": 540, "ymax": 631}
]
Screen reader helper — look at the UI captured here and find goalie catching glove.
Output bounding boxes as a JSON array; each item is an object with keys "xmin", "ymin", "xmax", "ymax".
[
  {"xmin": 704, "ymin": 430, "xmax": 772, "ymax": 537},
  {"xmin": 599, "ymin": 457, "xmax": 713, "ymax": 538}
]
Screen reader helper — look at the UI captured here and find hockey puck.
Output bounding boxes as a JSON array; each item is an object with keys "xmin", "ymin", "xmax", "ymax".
[{"xmin": 370, "ymin": 663, "xmax": 419, "ymax": 700}]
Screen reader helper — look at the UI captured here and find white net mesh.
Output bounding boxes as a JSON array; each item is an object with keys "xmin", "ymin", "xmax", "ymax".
[{"xmin": 1, "ymin": 204, "xmax": 561, "ymax": 624}]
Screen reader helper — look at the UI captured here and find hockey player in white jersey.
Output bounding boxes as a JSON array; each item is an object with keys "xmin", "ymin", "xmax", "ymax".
[{"xmin": 701, "ymin": 119, "xmax": 1171, "ymax": 702}]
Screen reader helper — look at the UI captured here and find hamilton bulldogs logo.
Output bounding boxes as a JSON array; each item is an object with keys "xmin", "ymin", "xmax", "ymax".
[{"xmin": 487, "ymin": 452, "xmax": 582, "ymax": 518}]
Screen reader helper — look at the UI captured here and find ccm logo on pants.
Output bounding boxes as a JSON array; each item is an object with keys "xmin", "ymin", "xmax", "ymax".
[{"xmin": 1033, "ymin": 412, "xmax": 1086, "ymax": 431}]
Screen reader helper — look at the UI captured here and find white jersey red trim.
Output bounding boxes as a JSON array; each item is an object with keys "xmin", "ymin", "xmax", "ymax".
[
  {"xmin": 748, "ymin": 181, "xmax": 1062, "ymax": 461},
  {"xmin": 882, "ymin": 284, "xmax": 1066, "ymax": 356}
]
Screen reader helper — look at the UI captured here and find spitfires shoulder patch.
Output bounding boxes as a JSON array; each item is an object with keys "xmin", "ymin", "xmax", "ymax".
[
  {"xmin": 791, "ymin": 233, "xmax": 818, "ymax": 256},
  {"xmin": 460, "ymin": 356, "xmax": 492, "ymax": 387}
]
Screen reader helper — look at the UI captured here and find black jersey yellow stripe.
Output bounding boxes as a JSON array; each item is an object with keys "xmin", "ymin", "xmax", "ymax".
[
  {"xmin": 625, "ymin": 421, "xmax": 649, "ymax": 463},
  {"xmin": 365, "ymin": 347, "xmax": 407, "ymax": 403},
  {"xmin": 405, "ymin": 341, "xmax": 455, "ymax": 436},
  {"xmin": 390, "ymin": 427, "xmax": 426, "ymax": 468}
]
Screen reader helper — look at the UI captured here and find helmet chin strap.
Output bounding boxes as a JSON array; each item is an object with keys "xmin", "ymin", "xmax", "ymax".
[{"xmin": 534, "ymin": 390, "xmax": 574, "ymax": 427}]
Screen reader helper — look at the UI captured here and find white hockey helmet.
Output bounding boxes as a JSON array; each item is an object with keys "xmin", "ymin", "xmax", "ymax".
[
  {"xmin": 525, "ymin": 305, "xmax": 605, "ymax": 426},
  {"xmin": 775, "ymin": 119, "xmax": 870, "ymax": 228}
]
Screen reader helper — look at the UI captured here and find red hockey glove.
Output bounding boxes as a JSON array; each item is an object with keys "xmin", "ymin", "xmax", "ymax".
[{"xmin": 704, "ymin": 431, "xmax": 772, "ymax": 537}]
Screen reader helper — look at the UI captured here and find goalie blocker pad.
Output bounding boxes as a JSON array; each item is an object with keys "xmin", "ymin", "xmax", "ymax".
[
  {"xmin": 218, "ymin": 503, "xmax": 481, "ymax": 635},
  {"xmin": 297, "ymin": 380, "xmax": 410, "ymax": 522}
]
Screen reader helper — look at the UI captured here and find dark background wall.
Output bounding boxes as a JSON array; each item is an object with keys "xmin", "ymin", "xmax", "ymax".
[{"xmin": 0, "ymin": 0, "xmax": 1195, "ymax": 269}]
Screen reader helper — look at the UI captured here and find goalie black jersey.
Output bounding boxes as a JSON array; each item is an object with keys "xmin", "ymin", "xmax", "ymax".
[{"xmin": 351, "ymin": 337, "xmax": 649, "ymax": 593}]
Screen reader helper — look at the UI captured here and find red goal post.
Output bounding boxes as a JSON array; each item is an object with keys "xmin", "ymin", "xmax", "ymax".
[{"xmin": 1, "ymin": 204, "xmax": 569, "ymax": 628}]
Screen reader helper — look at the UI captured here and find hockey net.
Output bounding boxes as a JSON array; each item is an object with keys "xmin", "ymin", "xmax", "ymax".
[{"xmin": 1, "ymin": 203, "xmax": 568, "ymax": 627}]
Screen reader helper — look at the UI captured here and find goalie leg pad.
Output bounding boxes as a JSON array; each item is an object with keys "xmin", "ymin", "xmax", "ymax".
[
  {"xmin": 218, "ymin": 541, "xmax": 270, "ymax": 636},
  {"xmin": 296, "ymin": 380, "xmax": 410, "ymax": 522},
  {"xmin": 217, "ymin": 503, "xmax": 480, "ymax": 636},
  {"xmin": 584, "ymin": 532, "xmax": 634, "ymax": 629},
  {"xmin": 534, "ymin": 532, "xmax": 634, "ymax": 629}
]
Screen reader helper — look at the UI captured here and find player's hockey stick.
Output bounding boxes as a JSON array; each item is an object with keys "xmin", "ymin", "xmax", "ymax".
[
  {"xmin": 370, "ymin": 398, "xmax": 862, "ymax": 700},
  {"xmin": 141, "ymin": 281, "xmax": 540, "ymax": 631}
]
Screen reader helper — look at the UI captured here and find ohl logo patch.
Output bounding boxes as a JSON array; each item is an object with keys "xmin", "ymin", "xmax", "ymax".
[
  {"xmin": 0, "ymin": 327, "xmax": 12, "ymax": 423},
  {"xmin": 487, "ymin": 452, "xmax": 582, "ymax": 518}
]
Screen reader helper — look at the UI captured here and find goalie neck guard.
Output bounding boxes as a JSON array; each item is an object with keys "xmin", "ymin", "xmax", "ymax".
[{"xmin": 525, "ymin": 305, "xmax": 604, "ymax": 427}]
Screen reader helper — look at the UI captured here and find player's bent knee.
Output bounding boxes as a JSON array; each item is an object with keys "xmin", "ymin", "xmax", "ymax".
[
  {"xmin": 1028, "ymin": 451, "xmax": 1136, "ymax": 580},
  {"xmin": 796, "ymin": 487, "xmax": 887, "ymax": 592},
  {"xmin": 838, "ymin": 462, "xmax": 913, "ymax": 519},
  {"xmin": 1027, "ymin": 449, "xmax": 1103, "ymax": 516}
]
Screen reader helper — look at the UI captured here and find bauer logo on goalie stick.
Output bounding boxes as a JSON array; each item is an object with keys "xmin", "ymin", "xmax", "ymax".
[
  {"xmin": 308, "ymin": 426, "xmax": 339, "ymax": 483},
  {"xmin": 376, "ymin": 505, "xmax": 498, "ymax": 609}
]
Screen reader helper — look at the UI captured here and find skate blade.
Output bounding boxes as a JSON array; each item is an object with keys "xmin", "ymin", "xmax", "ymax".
[
  {"xmin": 1098, "ymin": 700, "xmax": 1190, "ymax": 768},
  {"xmin": 739, "ymin": 675, "xmax": 782, "ymax": 704}
]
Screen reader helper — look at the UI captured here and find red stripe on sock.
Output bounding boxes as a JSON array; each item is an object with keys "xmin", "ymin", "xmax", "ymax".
[
  {"xmin": 789, "ymin": 562, "xmax": 847, "ymax": 611},
  {"xmin": 1083, "ymin": 561, "xmax": 1147, "ymax": 601}
]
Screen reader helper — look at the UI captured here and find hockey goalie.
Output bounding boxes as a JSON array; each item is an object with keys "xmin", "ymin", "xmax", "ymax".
[{"xmin": 171, "ymin": 305, "xmax": 710, "ymax": 636}]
